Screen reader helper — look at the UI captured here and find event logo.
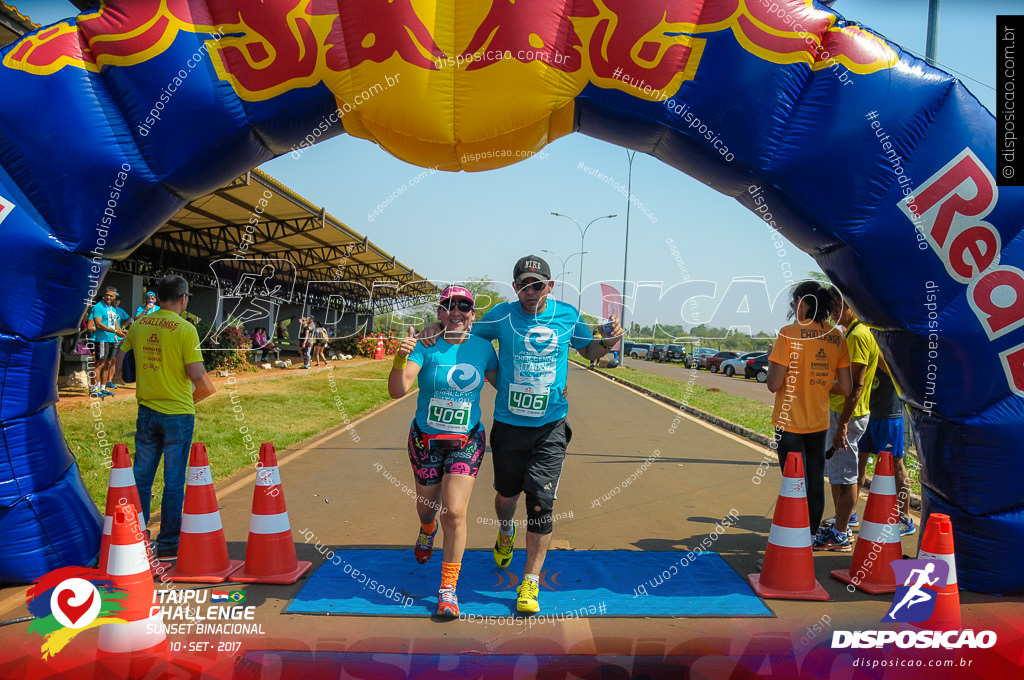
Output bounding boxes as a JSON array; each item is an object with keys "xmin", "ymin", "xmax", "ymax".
[
  {"xmin": 883, "ymin": 558, "xmax": 949, "ymax": 623},
  {"xmin": 447, "ymin": 364, "xmax": 482, "ymax": 391},
  {"xmin": 25, "ymin": 567, "xmax": 128, "ymax": 659},
  {"xmin": 833, "ymin": 558, "xmax": 997, "ymax": 650},
  {"xmin": 524, "ymin": 327, "xmax": 557, "ymax": 356}
]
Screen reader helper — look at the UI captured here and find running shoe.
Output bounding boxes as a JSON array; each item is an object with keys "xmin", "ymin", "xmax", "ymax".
[
  {"xmin": 106, "ymin": 381, "xmax": 117, "ymax": 389},
  {"xmin": 493, "ymin": 525, "xmax": 515, "ymax": 568},
  {"xmin": 436, "ymin": 586, "xmax": 459, "ymax": 618},
  {"xmin": 899, "ymin": 516, "xmax": 917, "ymax": 537},
  {"xmin": 820, "ymin": 512, "xmax": 858, "ymax": 529},
  {"xmin": 516, "ymin": 579, "xmax": 540, "ymax": 614},
  {"xmin": 100, "ymin": 389, "xmax": 114, "ymax": 397},
  {"xmin": 812, "ymin": 527, "xmax": 852, "ymax": 552},
  {"xmin": 414, "ymin": 524, "xmax": 437, "ymax": 564}
]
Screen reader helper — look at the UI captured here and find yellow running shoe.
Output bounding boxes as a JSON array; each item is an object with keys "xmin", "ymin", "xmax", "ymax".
[
  {"xmin": 493, "ymin": 525, "xmax": 515, "ymax": 568},
  {"xmin": 516, "ymin": 579, "xmax": 540, "ymax": 614}
]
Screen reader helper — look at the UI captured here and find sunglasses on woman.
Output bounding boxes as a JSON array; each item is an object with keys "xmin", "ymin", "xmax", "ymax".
[
  {"xmin": 517, "ymin": 281, "xmax": 547, "ymax": 293},
  {"xmin": 441, "ymin": 299, "xmax": 474, "ymax": 313}
]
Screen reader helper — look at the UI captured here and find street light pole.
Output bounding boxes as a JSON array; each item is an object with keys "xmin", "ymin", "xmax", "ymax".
[
  {"xmin": 550, "ymin": 212, "xmax": 617, "ymax": 311},
  {"xmin": 621, "ymin": 150, "xmax": 636, "ymax": 363},
  {"xmin": 541, "ymin": 249, "xmax": 587, "ymax": 301}
]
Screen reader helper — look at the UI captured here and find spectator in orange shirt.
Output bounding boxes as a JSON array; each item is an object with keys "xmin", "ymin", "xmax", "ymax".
[{"xmin": 766, "ymin": 281, "xmax": 852, "ymax": 535}]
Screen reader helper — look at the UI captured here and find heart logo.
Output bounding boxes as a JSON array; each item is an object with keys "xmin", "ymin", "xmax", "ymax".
[
  {"xmin": 49, "ymin": 579, "xmax": 101, "ymax": 629},
  {"xmin": 56, "ymin": 588, "xmax": 95, "ymax": 626}
]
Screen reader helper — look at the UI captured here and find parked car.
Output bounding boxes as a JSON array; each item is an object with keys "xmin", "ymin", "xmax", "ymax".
[
  {"xmin": 626, "ymin": 342, "xmax": 652, "ymax": 359},
  {"xmin": 662, "ymin": 344, "xmax": 686, "ymax": 362},
  {"xmin": 647, "ymin": 344, "xmax": 666, "ymax": 361},
  {"xmin": 685, "ymin": 347, "xmax": 718, "ymax": 368},
  {"xmin": 720, "ymin": 351, "xmax": 767, "ymax": 377},
  {"xmin": 745, "ymin": 355, "xmax": 770, "ymax": 382},
  {"xmin": 706, "ymin": 350, "xmax": 742, "ymax": 373}
]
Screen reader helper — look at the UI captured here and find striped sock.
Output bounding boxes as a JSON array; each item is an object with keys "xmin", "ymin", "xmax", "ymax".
[{"xmin": 441, "ymin": 562, "xmax": 461, "ymax": 590}]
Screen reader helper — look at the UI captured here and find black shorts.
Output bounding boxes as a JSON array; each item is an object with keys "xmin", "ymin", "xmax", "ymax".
[
  {"xmin": 94, "ymin": 341, "xmax": 117, "ymax": 359},
  {"xmin": 407, "ymin": 422, "xmax": 486, "ymax": 486},
  {"xmin": 490, "ymin": 418, "xmax": 572, "ymax": 501}
]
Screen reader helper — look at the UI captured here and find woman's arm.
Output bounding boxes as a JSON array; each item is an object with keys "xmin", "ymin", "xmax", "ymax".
[
  {"xmin": 388, "ymin": 336, "xmax": 421, "ymax": 398},
  {"xmin": 766, "ymin": 361, "xmax": 787, "ymax": 393}
]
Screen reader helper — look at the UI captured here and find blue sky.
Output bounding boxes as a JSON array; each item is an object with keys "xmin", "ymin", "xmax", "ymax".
[{"xmin": 16, "ymin": 0, "xmax": 1009, "ymax": 333}]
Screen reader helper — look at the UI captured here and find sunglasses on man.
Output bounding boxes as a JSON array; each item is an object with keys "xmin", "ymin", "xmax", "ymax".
[
  {"xmin": 441, "ymin": 299, "xmax": 473, "ymax": 313},
  {"xmin": 516, "ymin": 280, "xmax": 547, "ymax": 293}
]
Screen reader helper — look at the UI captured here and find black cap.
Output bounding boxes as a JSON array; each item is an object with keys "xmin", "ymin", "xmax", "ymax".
[{"xmin": 513, "ymin": 255, "xmax": 551, "ymax": 283}]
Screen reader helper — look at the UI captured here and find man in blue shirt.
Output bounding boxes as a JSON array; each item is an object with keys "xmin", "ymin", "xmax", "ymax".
[
  {"xmin": 91, "ymin": 286, "xmax": 125, "ymax": 397},
  {"xmin": 450, "ymin": 256, "xmax": 622, "ymax": 614},
  {"xmin": 135, "ymin": 290, "xmax": 160, "ymax": 318}
]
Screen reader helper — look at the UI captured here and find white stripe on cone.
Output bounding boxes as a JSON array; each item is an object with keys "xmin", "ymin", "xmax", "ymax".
[
  {"xmin": 103, "ymin": 516, "xmax": 113, "ymax": 535},
  {"xmin": 871, "ymin": 474, "xmax": 896, "ymax": 495},
  {"xmin": 98, "ymin": 610, "xmax": 165, "ymax": 654},
  {"xmin": 860, "ymin": 519, "xmax": 902, "ymax": 544},
  {"xmin": 249, "ymin": 512, "xmax": 291, "ymax": 534},
  {"xmin": 106, "ymin": 542, "xmax": 150, "ymax": 576},
  {"xmin": 778, "ymin": 477, "xmax": 807, "ymax": 499},
  {"xmin": 187, "ymin": 466, "xmax": 213, "ymax": 486},
  {"xmin": 108, "ymin": 467, "xmax": 136, "ymax": 488},
  {"xmin": 181, "ymin": 511, "xmax": 223, "ymax": 534},
  {"xmin": 768, "ymin": 524, "xmax": 812, "ymax": 549},
  {"xmin": 255, "ymin": 467, "xmax": 282, "ymax": 487},
  {"xmin": 919, "ymin": 550, "xmax": 958, "ymax": 585}
]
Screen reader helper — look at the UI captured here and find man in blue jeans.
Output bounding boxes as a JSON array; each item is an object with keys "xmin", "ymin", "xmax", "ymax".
[{"xmin": 119, "ymin": 275, "xmax": 215, "ymax": 559}]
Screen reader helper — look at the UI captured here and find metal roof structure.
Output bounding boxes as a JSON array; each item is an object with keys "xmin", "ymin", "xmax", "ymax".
[
  {"xmin": 0, "ymin": 1, "xmax": 35, "ymax": 47},
  {"xmin": 114, "ymin": 169, "xmax": 438, "ymax": 315}
]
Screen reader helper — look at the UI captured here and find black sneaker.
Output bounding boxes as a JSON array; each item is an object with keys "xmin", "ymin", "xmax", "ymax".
[{"xmin": 156, "ymin": 545, "xmax": 178, "ymax": 560}]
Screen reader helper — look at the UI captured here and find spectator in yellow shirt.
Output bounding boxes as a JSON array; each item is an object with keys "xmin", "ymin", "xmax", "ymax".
[{"xmin": 119, "ymin": 275, "xmax": 215, "ymax": 560}]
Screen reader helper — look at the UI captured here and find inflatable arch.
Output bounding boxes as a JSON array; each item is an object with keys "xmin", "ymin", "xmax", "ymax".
[{"xmin": 0, "ymin": 0, "xmax": 1020, "ymax": 594}]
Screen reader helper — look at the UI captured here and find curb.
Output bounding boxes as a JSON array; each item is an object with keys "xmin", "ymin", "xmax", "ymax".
[{"xmin": 579, "ymin": 363, "xmax": 922, "ymax": 512}]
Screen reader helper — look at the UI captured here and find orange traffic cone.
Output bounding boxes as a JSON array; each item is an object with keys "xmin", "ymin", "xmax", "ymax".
[
  {"xmin": 99, "ymin": 444, "xmax": 162, "ymax": 576},
  {"xmin": 97, "ymin": 502, "xmax": 167, "ymax": 674},
  {"xmin": 913, "ymin": 513, "xmax": 962, "ymax": 630},
  {"xmin": 374, "ymin": 335, "xmax": 385, "ymax": 360},
  {"xmin": 165, "ymin": 443, "xmax": 243, "ymax": 583},
  {"xmin": 832, "ymin": 451, "xmax": 903, "ymax": 593},
  {"xmin": 748, "ymin": 452, "xmax": 829, "ymax": 600},
  {"xmin": 230, "ymin": 443, "xmax": 312, "ymax": 584}
]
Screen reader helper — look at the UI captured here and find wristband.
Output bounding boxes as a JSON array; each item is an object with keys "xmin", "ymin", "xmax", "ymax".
[{"xmin": 393, "ymin": 354, "xmax": 408, "ymax": 371}]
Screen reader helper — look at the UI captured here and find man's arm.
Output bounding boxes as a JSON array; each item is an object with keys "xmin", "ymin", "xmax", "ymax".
[
  {"xmin": 187, "ymin": 361, "xmax": 215, "ymax": 404},
  {"xmin": 832, "ymin": 362, "xmax": 866, "ymax": 449},
  {"xmin": 578, "ymin": 316, "xmax": 623, "ymax": 360},
  {"xmin": 93, "ymin": 309, "xmax": 118, "ymax": 334}
]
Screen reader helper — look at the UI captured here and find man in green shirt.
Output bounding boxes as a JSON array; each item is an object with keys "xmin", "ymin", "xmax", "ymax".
[
  {"xmin": 119, "ymin": 275, "xmax": 215, "ymax": 559},
  {"xmin": 815, "ymin": 290, "xmax": 879, "ymax": 552}
]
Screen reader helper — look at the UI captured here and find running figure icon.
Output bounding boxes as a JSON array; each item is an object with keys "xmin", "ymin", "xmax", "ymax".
[{"xmin": 886, "ymin": 563, "xmax": 940, "ymax": 620}]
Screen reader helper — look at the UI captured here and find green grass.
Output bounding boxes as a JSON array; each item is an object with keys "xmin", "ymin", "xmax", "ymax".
[
  {"xmin": 572, "ymin": 355, "xmax": 922, "ymax": 495},
  {"xmin": 60, "ymin": 363, "xmax": 394, "ymax": 511}
]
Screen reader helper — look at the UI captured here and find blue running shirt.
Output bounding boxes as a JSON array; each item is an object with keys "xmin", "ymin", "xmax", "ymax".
[
  {"xmin": 473, "ymin": 300, "xmax": 593, "ymax": 427},
  {"xmin": 408, "ymin": 335, "xmax": 498, "ymax": 435}
]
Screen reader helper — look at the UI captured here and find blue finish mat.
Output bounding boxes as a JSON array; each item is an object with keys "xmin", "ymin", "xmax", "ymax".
[{"xmin": 285, "ymin": 550, "xmax": 773, "ymax": 617}]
